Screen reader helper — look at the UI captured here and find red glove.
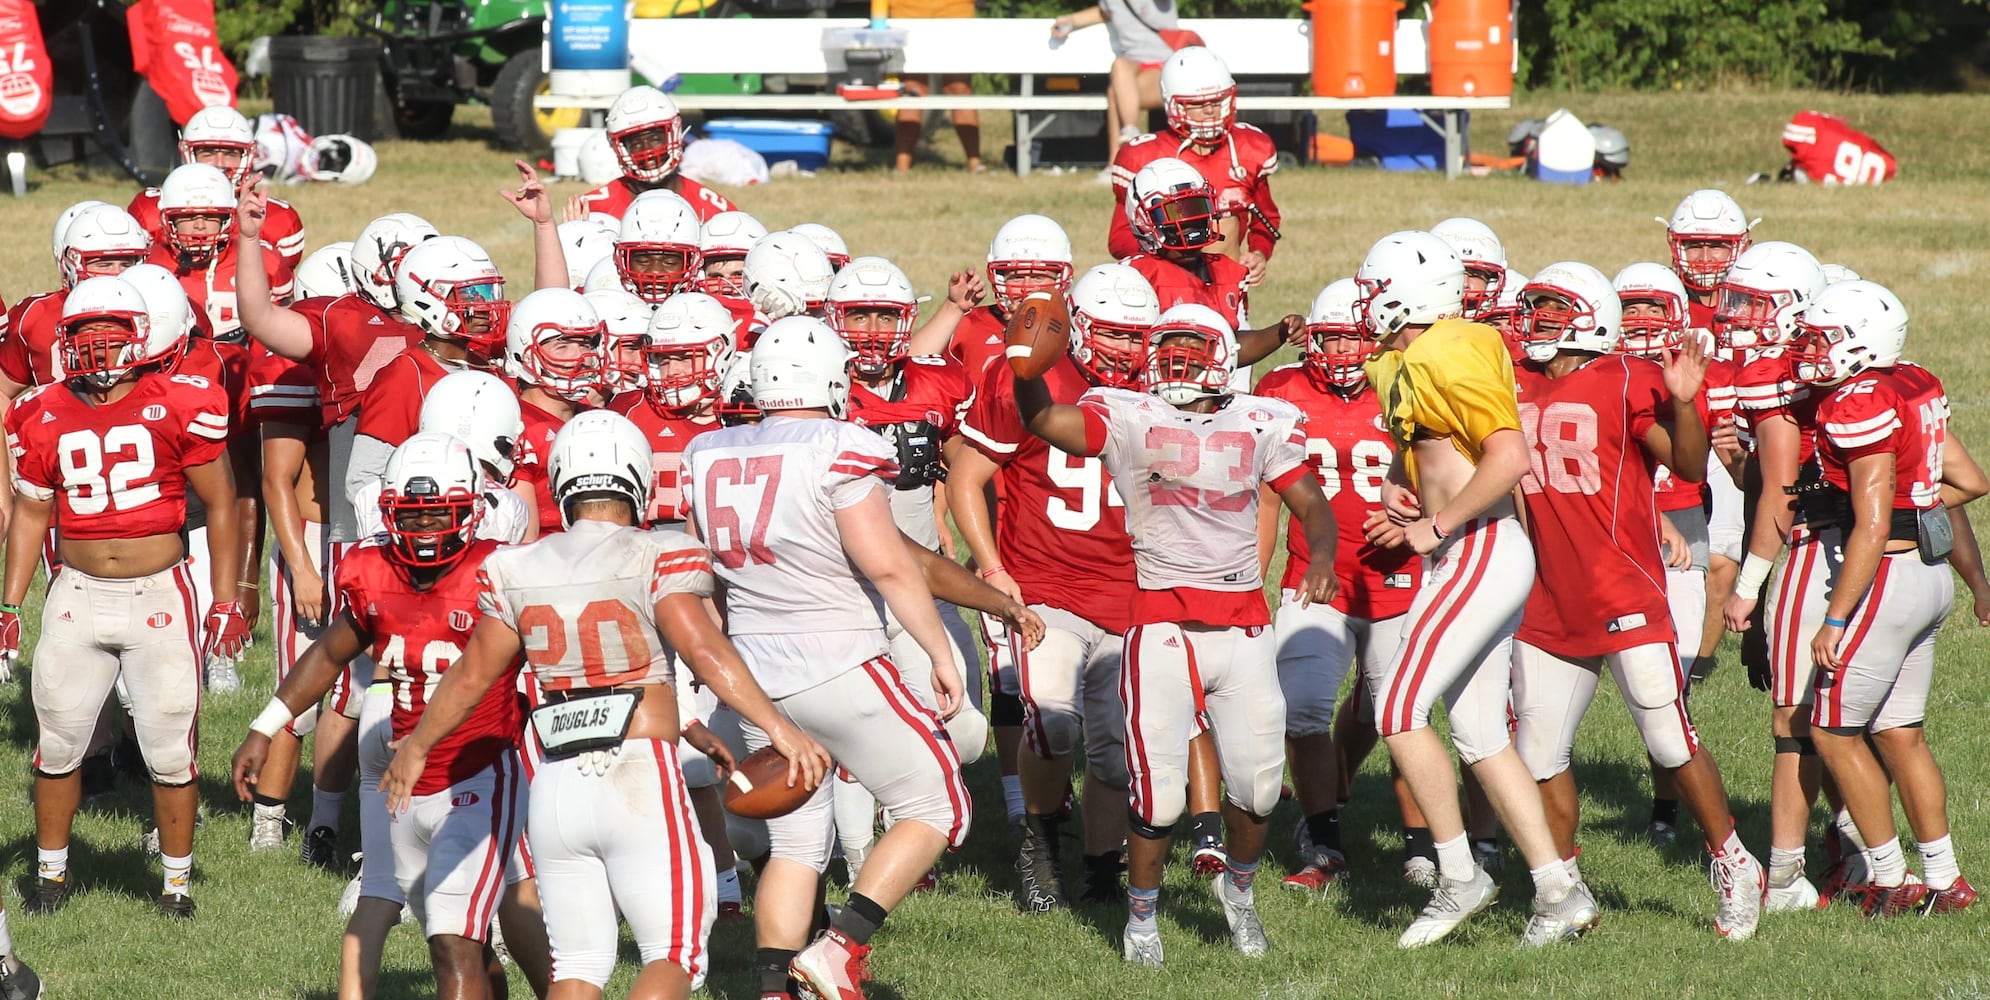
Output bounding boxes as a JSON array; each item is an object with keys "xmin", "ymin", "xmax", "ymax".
[
  {"xmin": 205, "ymin": 600, "xmax": 249, "ymax": 659},
  {"xmin": 0, "ymin": 605, "xmax": 20, "ymax": 682}
]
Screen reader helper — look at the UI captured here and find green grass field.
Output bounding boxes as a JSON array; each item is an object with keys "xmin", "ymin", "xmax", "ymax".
[{"xmin": 3, "ymin": 90, "xmax": 1990, "ymax": 998}]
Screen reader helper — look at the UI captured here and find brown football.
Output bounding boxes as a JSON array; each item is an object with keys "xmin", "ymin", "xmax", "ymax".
[
  {"xmin": 1004, "ymin": 291, "xmax": 1071, "ymax": 380},
  {"xmin": 723, "ymin": 747, "xmax": 813, "ymax": 820}
]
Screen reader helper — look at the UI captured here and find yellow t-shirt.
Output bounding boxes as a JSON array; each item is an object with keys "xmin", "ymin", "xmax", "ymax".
[{"xmin": 1364, "ymin": 318, "xmax": 1521, "ymax": 487}]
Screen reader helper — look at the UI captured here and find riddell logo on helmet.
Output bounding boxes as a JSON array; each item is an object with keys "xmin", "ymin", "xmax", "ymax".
[
  {"xmin": 147, "ymin": 612, "xmax": 173, "ymax": 629},
  {"xmin": 757, "ymin": 395, "xmax": 806, "ymax": 410}
]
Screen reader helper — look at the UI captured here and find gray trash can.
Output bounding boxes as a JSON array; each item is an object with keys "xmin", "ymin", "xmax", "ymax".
[{"xmin": 268, "ymin": 36, "xmax": 383, "ymax": 140}]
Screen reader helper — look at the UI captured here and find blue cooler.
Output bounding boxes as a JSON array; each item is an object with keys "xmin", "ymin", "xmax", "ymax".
[
  {"xmin": 1345, "ymin": 109, "xmax": 1469, "ymax": 172},
  {"xmin": 701, "ymin": 119, "xmax": 835, "ymax": 171}
]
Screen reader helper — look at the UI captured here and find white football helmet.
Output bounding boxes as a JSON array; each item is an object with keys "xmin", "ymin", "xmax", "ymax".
[
  {"xmin": 294, "ymin": 241, "xmax": 359, "ymax": 300},
  {"xmin": 419, "ymin": 370, "xmax": 525, "ymax": 484},
  {"xmin": 1068, "ymin": 263, "xmax": 1159, "ymax": 388},
  {"xmin": 789, "ymin": 222, "xmax": 850, "ymax": 271},
  {"xmin": 1713, "ymin": 241, "xmax": 1825, "ymax": 350},
  {"xmin": 616, "ymin": 190, "xmax": 704, "ymax": 302},
  {"xmin": 699, "ymin": 211, "xmax": 769, "ymax": 296},
  {"xmin": 717, "ymin": 351, "xmax": 759, "ymax": 425},
  {"xmin": 1305, "ymin": 278, "xmax": 1370, "ymax": 388},
  {"xmin": 604, "ymin": 85, "xmax": 685, "ymax": 183},
  {"xmin": 825, "ymin": 256, "xmax": 917, "ymax": 377},
  {"xmin": 1516, "ymin": 262, "xmax": 1622, "ymax": 361},
  {"xmin": 1125, "ymin": 157, "xmax": 1219, "ymax": 253},
  {"xmin": 58, "ymin": 275, "xmax": 175, "ymax": 391},
  {"xmin": 1430, "ymin": 217, "xmax": 1508, "ymax": 318},
  {"xmin": 559, "ymin": 220, "xmax": 618, "ymax": 290},
  {"xmin": 1662, "ymin": 189, "xmax": 1755, "ymax": 293},
  {"xmin": 1355, "ymin": 230, "xmax": 1467, "ymax": 342},
  {"xmin": 310, "ymin": 134, "xmax": 377, "ymax": 185},
  {"xmin": 1612, "ymin": 262, "xmax": 1690, "ymax": 356},
  {"xmin": 58, "ymin": 204, "xmax": 151, "ymax": 290},
  {"xmin": 378, "ymin": 431, "xmax": 486, "ymax": 568},
  {"xmin": 178, "ymin": 105, "xmax": 257, "ymax": 185},
  {"xmin": 1144, "ymin": 303, "xmax": 1237, "ymax": 405},
  {"xmin": 582, "ymin": 256, "xmax": 623, "ymax": 295},
  {"xmin": 505, "ymin": 287, "xmax": 607, "ymax": 402},
  {"xmin": 157, "ymin": 163, "xmax": 236, "ymax": 259},
  {"xmin": 1821, "ymin": 263, "xmax": 1862, "ymax": 285},
  {"xmin": 548, "ymin": 409, "xmax": 655, "ymax": 527},
  {"xmin": 743, "ymin": 231, "xmax": 835, "ymax": 320},
  {"xmin": 352, "ymin": 212, "xmax": 440, "ymax": 311},
  {"xmin": 116, "ymin": 263, "xmax": 198, "ymax": 356},
  {"xmin": 52, "ymin": 200, "xmax": 110, "ymax": 269},
  {"xmin": 987, "ymin": 214, "xmax": 1074, "ymax": 312},
  {"xmin": 585, "ymin": 287, "xmax": 653, "ymax": 395},
  {"xmin": 643, "ymin": 291, "xmax": 737, "ymax": 412},
  {"xmin": 1160, "ymin": 47, "xmax": 1236, "ymax": 144},
  {"xmin": 395, "ymin": 236, "xmax": 510, "ymax": 349},
  {"xmin": 750, "ymin": 316, "xmax": 852, "ymax": 418},
  {"xmin": 578, "ymin": 129, "xmax": 622, "ymax": 187},
  {"xmin": 1792, "ymin": 280, "xmax": 1908, "ymax": 386}
]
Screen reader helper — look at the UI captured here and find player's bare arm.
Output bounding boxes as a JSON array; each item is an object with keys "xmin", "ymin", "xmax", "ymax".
[
  {"xmin": 1277, "ymin": 474, "xmax": 1341, "ymax": 607},
  {"xmin": 836, "ymin": 488, "xmax": 965, "ymax": 717},
  {"xmin": 907, "ymin": 269, "xmax": 983, "ymax": 357},
  {"xmin": 381, "ymin": 615, "xmax": 525, "ymax": 812},
  {"xmin": 1643, "ymin": 339, "xmax": 1712, "ymax": 482},
  {"xmin": 232, "ymin": 614, "xmax": 373, "ymax": 800},
  {"xmin": 503, "ymin": 160, "xmax": 573, "ymax": 292},
  {"xmin": 187, "ymin": 454, "xmax": 248, "ymax": 653},
  {"xmin": 945, "ymin": 443, "xmax": 1024, "ymax": 601},
  {"xmin": 1255, "ymin": 484, "xmax": 1280, "ymax": 575},
  {"xmin": 1234, "ymin": 314, "xmax": 1306, "ymax": 368},
  {"xmin": 1939, "ymin": 429, "xmax": 1988, "ymax": 509},
  {"xmin": 0, "ymin": 490, "xmax": 52, "ymax": 673},
  {"xmin": 261, "ymin": 423, "xmax": 326, "ymax": 624},
  {"xmin": 231, "ymin": 175, "xmax": 313, "ymax": 359},
  {"xmin": 1014, "ymin": 374, "xmax": 1095, "ymax": 457},
  {"xmin": 904, "ymin": 538, "xmax": 1047, "ymax": 650},
  {"xmin": 654, "ymin": 590, "xmax": 831, "ymax": 791},
  {"xmin": 1726, "ymin": 413, "xmax": 1801, "ymax": 632},
  {"xmin": 1811, "ymin": 452, "xmax": 1894, "ymax": 671}
]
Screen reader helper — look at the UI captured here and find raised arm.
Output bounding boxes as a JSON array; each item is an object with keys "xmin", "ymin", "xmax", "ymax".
[
  {"xmin": 500, "ymin": 160, "xmax": 571, "ymax": 292},
  {"xmin": 1015, "ymin": 374, "xmax": 1097, "ymax": 457},
  {"xmin": 232, "ymin": 176, "xmax": 315, "ymax": 360}
]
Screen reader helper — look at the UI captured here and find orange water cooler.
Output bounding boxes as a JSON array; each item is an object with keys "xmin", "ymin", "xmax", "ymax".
[
  {"xmin": 1428, "ymin": 0, "xmax": 1513, "ymax": 97},
  {"xmin": 1307, "ymin": 0, "xmax": 1402, "ymax": 98}
]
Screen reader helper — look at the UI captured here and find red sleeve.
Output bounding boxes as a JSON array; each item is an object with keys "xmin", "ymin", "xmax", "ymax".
[
  {"xmin": 677, "ymin": 178, "xmax": 732, "ymax": 221},
  {"xmin": 353, "ymin": 353, "xmax": 425, "ymax": 444},
  {"xmin": 4, "ymin": 393, "xmax": 52, "ymax": 497},
  {"xmin": 1818, "ymin": 378, "xmax": 1902, "ymax": 462},
  {"xmin": 177, "ymin": 376, "xmax": 233, "ymax": 468},
  {"xmin": 959, "ymin": 365, "xmax": 1025, "ymax": 465},
  {"xmin": 1075, "ymin": 393, "xmax": 1111, "ymax": 457},
  {"xmin": 0, "ymin": 298, "xmax": 34, "ymax": 387},
  {"xmin": 247, "ymin": 347, "xmax": 320, "ymax": 428},
  {"xmin": 335, "ymin": 550, "xmax": 376, "ymax": 635}
]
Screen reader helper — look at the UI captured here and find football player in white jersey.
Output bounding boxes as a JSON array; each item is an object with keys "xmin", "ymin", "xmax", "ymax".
[
  {"xmin": 383, "ymin": 410, "xmax": 829, "ymax": 999},
  {"xmin": 1015, "ymin": 303, "xmax": 1339, "ymax": 967}
]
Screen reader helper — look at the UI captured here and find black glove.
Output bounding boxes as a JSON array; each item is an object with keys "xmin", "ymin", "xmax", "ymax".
[{"xmin": 890, "ymin": 421, "xmax": 946, "ymax": 490}]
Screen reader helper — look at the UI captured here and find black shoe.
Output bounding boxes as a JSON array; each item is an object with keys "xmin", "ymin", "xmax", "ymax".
[
  {"xmin": 301, "ymin": 825, "xmax": 340, "ymax": 871},
  {"xmin": 0, "ymin": 955, "xmax": 43, "ymax": 1000},
  {"xmin": 22, "ymin": 877, "xmax": 72, "ymax": 915},
  {"xmin": 1014, "ymin": 816, "xmax": 1067, "ymax": 913},
  {"xmin": 157, "ymin": 891, "xmax": 195, "ymax": 920},
  {"xmin": 1081, "ymin": 851, "xmax": 1124, "ymax": 904}
]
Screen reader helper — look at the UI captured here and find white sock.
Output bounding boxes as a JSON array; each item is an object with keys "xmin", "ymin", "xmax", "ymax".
[
  {"xmin": 717, "ymin": 865, "xmax": 742, "ymax": 904},
  {"xmin": 1434, "ymin": 834, "xmax": 1474, "ymax": 882},
  {"xmin": 36, "ymin": 846, "xmax": 67, "ymax": 883},
  {"xmin": 1919, "ymin": 835, "xmax": 1959, "ymax": 891},
  {"xmin": 1835, "ymin": 809, "xmax": 1869, "ymax": 852},
  {"xmin": 1866, "ymin": 838, "xmax": 1906, "ymax": 888},
  {"xmin": 310, "ymin": 788, "xmax": 344, "ymax": 833},
  {"xmin": 162, "ymin": 852, "xmax": 193, "ymax": 897},
  {"xmin": 1563, "ymin": 856, "xmax": 1582, "ymax": 885},
  {"xmin": 1768, "ymin": 846, "xmax": 1805, "ymax": 884},
  {"xmin": 1001, "ymin": 775, "xmax": 1025, "ymax": 822},
  {"xmin": 1531, "ymin": 860, "xmax": 1575, "ymax": 901}
]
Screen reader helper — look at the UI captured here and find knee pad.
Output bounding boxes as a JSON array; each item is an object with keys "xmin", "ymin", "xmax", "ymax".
[
  {"xmin": 989, "ymin": 689, "xmax": 1025, "ymax": 727},
  {"xmin": 1126, "ymin": 810, "xmax": 1174, "ymax": 842},
  {"xmin": 1450, "ymin": 729, "xmax": 1511, "ymax": 768},
  {"xmin": 143, "ymin": 747, "xmax": 196, "ymax": 787},
  {"xmin": 1635, "ymin": 702, "xmax": 1699, "ymax": 770},
  {"xmin": 1773, "ymin": 736, "xmax": 1816, "ymax": 756}
]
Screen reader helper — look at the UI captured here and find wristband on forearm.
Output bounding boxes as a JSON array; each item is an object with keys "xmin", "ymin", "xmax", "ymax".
[
  {"xmin": 249, "ymin": 697, "xmax": 295, "ymax": 739},
  {"xmin": 1735, "ymin": 553, "xmax": 1774, "ymax": 601}
]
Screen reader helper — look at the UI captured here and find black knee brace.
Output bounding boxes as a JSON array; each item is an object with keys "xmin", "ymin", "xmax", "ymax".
[
  {"xmin": 1126, "ymin": 809, "xmax": 1174, "ymax": 842},
  {"xmin": 1773, "ymin": 736, "xmax": 1816, "ymax": 756}
]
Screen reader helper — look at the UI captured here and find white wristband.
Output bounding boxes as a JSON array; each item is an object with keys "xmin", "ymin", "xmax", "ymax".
[
  {"xmin": 1735, "ymin": 553, "xmax": 1774, "ymax": 601},
  {"xmin": 250, "ymin": 697, "xmax": 295, "ymax": 739}
]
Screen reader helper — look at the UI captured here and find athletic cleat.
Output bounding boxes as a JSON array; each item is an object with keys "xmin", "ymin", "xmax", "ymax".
[
  {"xmin": 1122, "ymin": 922, "xmax": 1164, "ymax": 968},
  {"xmin": 911, "ymin": 868, "xmax": 938, "ymax": 893},
  {"xmin": 301, "ymin": 826, "xmax": 341, "ymax": 871},
  {"xmin": 157, "ymin": 891, "xmax": 196, "ymax": 920},
  {"xmin": 1398, "ymin": 865, "xmax": 1498, "ymax": 949},
  {"xmin": 204, "ymin": 654, "xmax": 242, "ymax": 694},
  {"xmin": 1281, "ymin": 850, "xmax": 1350, "ymax": 897},
  {"xmin": 1647, "ymin": 820, "xmax": 1678, "ymax": 847},
  {"xmin": 1213, "ymin": 880, "xmax": 1269, "ymax": 958},
  {"xmin": 337, "ymin": 871, "xmax": 363, "ymax": 920},
  {"xmin": 1862, "ymin": 879, "xmax": 1928, "ymax": 918},
  {"xmin": 1521, "ymin": 880, "xmax": 1602, "ymax": 947},
  {"xmin": 142, "ymin": 825, "xmax": 160, "ymax": 857},
  {"xmin": 790, "ymin": 928, "xmax": 871, "ymax": 1000},
  {"xmin": 1014, "ymin": 823, "xmax": 1069, "ymax": 913},
  {"xmin": 1917, "ymin": 876, "xmax": 1977, "ymax": 915},
  {"xmin": 1711, "ymin": 848, "xmax": 1767, "ymax": 941},
  {"xmin": 0, "ymin": 955, "xmax": 43, "ymax": 1000},
  {"xmin": 249, "ymin": 811, "xmax": 288, "ymax": 852},
  {"xmin": 1819, "ymin": 852, "xmax": 1870, "ymax": 902},
  {"xmin": 1402, "ymin": 855, "xmax": 1438, "ymax": 890},
  {"xmin": 1191, "ymin": 837, "xmax": 1227, "ymax": 878},
  {"xmin": 22, "ymin": 877, "xmax": 72, "ymax": 915},
  {"xmin": 1765, "ymin": 873, "xmax": 1824, "ymax": 913},
  {"xmin": 717, "ymin": 900, "xmax": 749, "ymax": 924}
]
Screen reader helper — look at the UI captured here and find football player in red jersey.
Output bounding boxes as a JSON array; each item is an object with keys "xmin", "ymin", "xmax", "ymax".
[
  {"xmin": 142, "ymin": 164, "xmax": 295, "ymax": 342},
  {"xmin": 952, "ymin": 263, "xmax": 1157, "ymax": 912},
  {"xmin": 128, "ymin": 106, "xmax": 307, "ymax": 268},
  {"xmin": 1662, "ymin": 189, "xmax": 1755, "ymax": 332},
  {"xmin": 697, "ymin": 210, "xmax": 766, "ymax": 299},
  {"xmin": 504, "ymin": 289, "xmax": 607, "ymax": 537},
  {"xmin": 912, "ymin": 215, "xmax": 1075, "ymax": 383},
  {"xmin": 581, "ymin": 85, "xmax": 734, "ymax": 222},
  {"xmin": 1018, "ymin": 303, "xmax": 1336, "ymax": 966},
  {"xmin": 616, "ymin": 292, "xmax": 732, "ymax": 526},
  {"xmin": 1780, "ymin": 111, "xmax": 1898, "ymax": 186},
  {"xmin": 1107, "ymin": 48, "xmax": 1280, "ymax": 277},
  {"xmin": 1254, "ymin": 278, "xmax": 1420, "ymax": 895},
  {"xmin": 1507, "ymin": 263, "xmax": 1766, "ymax": 940},
  {"xmin": 1, "ymin": 204, "xmax": 153, "ymax": 399},
  {"xmin": 235, "ymin": 433, "xmax": 531, "ymax": 999},
  {"xmin": 1711, "ymin": 242, "xmax": 1840, "ymax": 913},
  {"xmin": 1792, "ymin": 281, "xmax": 1983, "ymax": 916},
  {"xmin": 3, "ymin": 276, "xmax": 243, "ymax": 920},
  {"xmin": 586, "ymin": 286, "xmax": 652, "ymax": 408}
]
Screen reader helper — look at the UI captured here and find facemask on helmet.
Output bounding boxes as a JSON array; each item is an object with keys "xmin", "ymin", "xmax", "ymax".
[
  {"xmin": 379, "ymin": 434, "xmax": 485, "ymax": 570},
  {"xmin": 1304, "ymin": 278, "xmax": 1371, "ymax": 389},
  {"xmin": 1143, "ymin": 305, "xmax": 1236, "ymax": 406}
]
